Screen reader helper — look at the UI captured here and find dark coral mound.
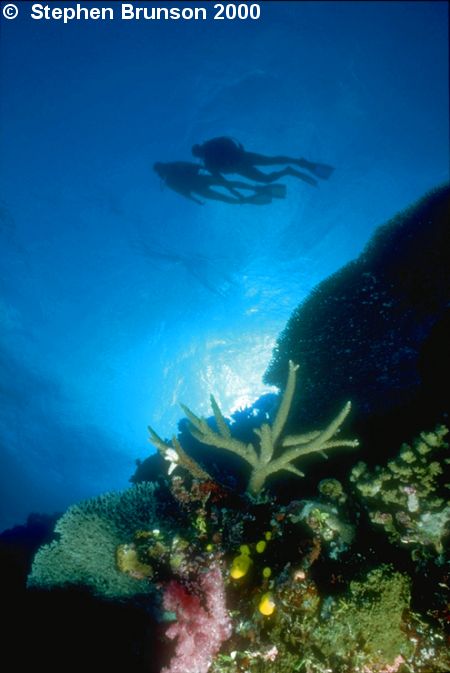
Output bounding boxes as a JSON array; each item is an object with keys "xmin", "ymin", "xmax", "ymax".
[
  {"xmin": 265, "ymin": 184, "xmax": 450, "ymax": 465},
  {"xmin": 1, "ymin": 515, "xmax": 162, "ymax": 672}
]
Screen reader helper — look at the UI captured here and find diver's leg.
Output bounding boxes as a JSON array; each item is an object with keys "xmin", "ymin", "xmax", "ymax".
[
  {"xmin": 244, "ymin": 152, "xmax": 327, "ymax": 176},
  {"xmin": 224, "ymin": 179, "xmax": 286, "ymax": 199},
  {"xmin": 295, "ymin": 160, "xmax": 335, "ymax": 179},
  {"xmin": 235, "ymin": 165, "xmax": 292, "ymax": 183},
  {"xmin": 195, "ymin": 186, "xmax": 272, "ymax": 205},
  {"xmin": 244, "ymin": 152, "xmax": 303, "ymax": 167},
  {"xmin": 239, "ymin": 164, "xmax": 317, "ymax": 186},
  {"xmin": 284, "ymin": 166, "xmax": 318, "ymax": 186},
  {"xmin": 209, "ymin": 174, "xmax": 244, "ymax": 198},
  {"xmin": 196, "ymin": 187, "xmax": 243, "ymax": 204},
  {"xmin": 208, "ymin": 175, "xmax": 282, "ymax": 198},
  {"xmin": 218, "ymin": 178, "xmax": 269, "ymax": 192}
]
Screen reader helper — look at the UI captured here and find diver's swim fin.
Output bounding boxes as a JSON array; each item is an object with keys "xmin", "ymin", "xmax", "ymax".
[
  {"xmin": 287, "ymin": 167, "xmax": 318, "ymax": 186},
  {"xmin": 243, "ymin": 192, "xmax": 272, "ymax": 205},
  {"xmin": 303, "ymin": 161, "xmax": 335, "ymax": 179}
]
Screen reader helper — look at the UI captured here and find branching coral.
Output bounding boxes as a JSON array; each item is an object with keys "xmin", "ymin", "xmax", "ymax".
[
  {"xmin": 148, "ymin": 431, "xmax": 213, "ymax": 482},
  {"xmin": 149, "ymin": 361, "xmax": 359, "ymax": 495}
]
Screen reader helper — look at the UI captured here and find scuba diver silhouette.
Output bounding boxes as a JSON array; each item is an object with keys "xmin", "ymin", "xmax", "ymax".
[
  {"xmin": 153, "ymin": 161, "xmax": 286, "ymax": 205},
  {"xmin": 136, "ymin": 237, "xmax": 238, "ymax": 298},
  {"xmin": 192, "ymin": 136, "xmax": 335, "ymax": 187}
]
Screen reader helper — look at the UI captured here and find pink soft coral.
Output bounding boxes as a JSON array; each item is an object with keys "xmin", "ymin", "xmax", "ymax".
[
  {"xmin": 362, "ymin": 655, "xmax": 405, "ymax": 673},
  {"xmin": 161, "ymin": 564, "xmax": 232, "ymax": 673}
]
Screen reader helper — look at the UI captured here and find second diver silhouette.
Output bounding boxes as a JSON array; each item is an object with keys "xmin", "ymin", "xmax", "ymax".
[
  {"xmin": 136, "ymin": 237, "xmax": 238, "ymax": 298},
  {"xmin": 192, "ymin": 136, "xmax": 335, "ymax": 187},
  {"xmin": 153, "ymin": 161, "xmax": 286, "ymax": 205}
]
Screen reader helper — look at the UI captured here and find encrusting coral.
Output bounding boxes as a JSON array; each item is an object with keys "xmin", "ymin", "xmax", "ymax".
[
  {"xmin": 351, "ymin": 424, "xmax": 450, "ymax": 558},
  {"xmin": 148, "ymin": 361, "xmax": 359, "ymax": 495}
]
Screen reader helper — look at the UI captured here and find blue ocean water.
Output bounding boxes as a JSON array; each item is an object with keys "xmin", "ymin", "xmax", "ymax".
[{"xmin": 0, "ymin": 1, "xmax": 448, "ymax": 532}]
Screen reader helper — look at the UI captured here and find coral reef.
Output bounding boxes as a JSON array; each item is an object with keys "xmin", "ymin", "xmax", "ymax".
[
  {"xmin": 351, "ymin": 425, "xmax": 450, "ymax": 559},
  {"xmin": 26, "ymin": 418, "xmax": 450, "ymax": 673},
  {"xmin": 210, "ymin": 564, "xmax": 450, "ymax": 673},
  {"xmin": 264, "ymin": 184, "xmax": 450, "ymax": 435},
  {"xmin": 149, "ymin": 361, "xmax": 359, "ymax": 495}
]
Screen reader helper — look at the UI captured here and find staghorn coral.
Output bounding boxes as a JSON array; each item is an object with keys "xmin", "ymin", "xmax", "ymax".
[
  {"xmin": 27, "ymin": 482, "xmax": 166, "ymax": 598},
  {"xmin": 148, "ymin": 432, "xmax": 213, "ymax": 483},
  {"xmin": 149, "ymin": 361, "xmax": 359, "ymax": 495}
]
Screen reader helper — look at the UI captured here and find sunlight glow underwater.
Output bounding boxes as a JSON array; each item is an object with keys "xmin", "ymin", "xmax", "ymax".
[{"xmin": 0, "ymin": 1, "xmax": 448, "ymax": 532}]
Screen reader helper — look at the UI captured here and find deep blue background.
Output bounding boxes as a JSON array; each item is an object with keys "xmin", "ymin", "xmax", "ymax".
[{"xmin": 0, "ymin": 1, "xmax": 448, "ymax": 531}]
